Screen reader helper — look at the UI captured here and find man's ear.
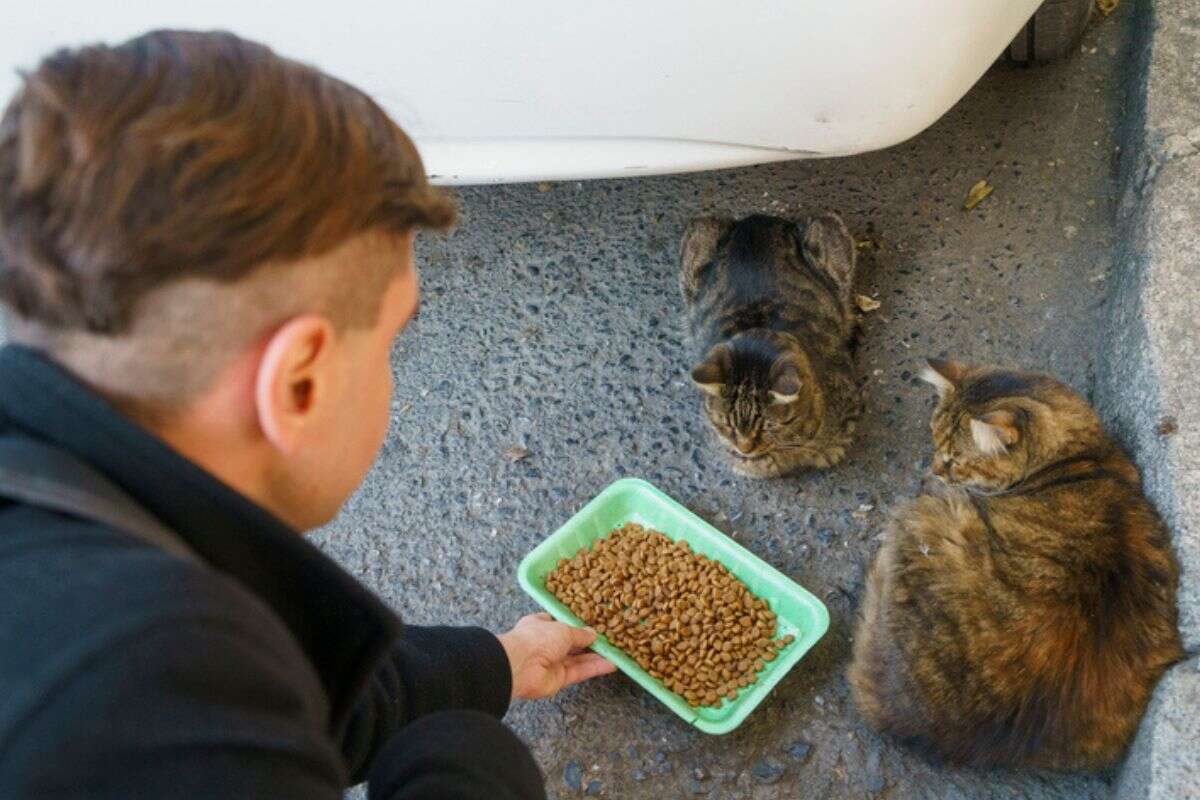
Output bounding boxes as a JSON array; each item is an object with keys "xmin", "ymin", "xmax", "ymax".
[
  {"xmin": 691, "ymin": 344, "xmax": 732, "ymax": 397},
  {"xmin": 919, "ymin": 357, "xmax": 969, "ymax": 398},
  {"xmin": 970, "ymin": 410, "xmax": 1021, "ymax": 455},
  {"xmin": 255, "ymin": 315, "xmax": 336, "ymax": 453}
]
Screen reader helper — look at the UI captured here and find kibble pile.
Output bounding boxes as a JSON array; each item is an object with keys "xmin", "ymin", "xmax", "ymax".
[{"xmin": 544, "ymin": 522, "xmax": 794, "ymax": 708}]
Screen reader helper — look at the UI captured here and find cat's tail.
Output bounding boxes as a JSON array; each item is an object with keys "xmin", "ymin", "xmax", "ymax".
[
  {"xmin": 848, "ymin": 544, "xmax": 893, "ymax": 728},
  {"xmin": 848, "ymin": 530, "xmax": 939, "ymax": 754}
]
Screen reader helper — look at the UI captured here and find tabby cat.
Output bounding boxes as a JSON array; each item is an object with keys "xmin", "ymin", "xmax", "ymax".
[
  {"xmin": 849, "ymin": 359, "xmax": 1183, "ymax": 770},
  {"xmin": 680, "ymin": 213, "xmax": 861, "ymax": 477}
]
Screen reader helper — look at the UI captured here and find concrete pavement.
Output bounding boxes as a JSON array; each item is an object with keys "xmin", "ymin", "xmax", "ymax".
[{"xmin": 322, "ymin": 5, "xmax": 1144, "ymax": 798}]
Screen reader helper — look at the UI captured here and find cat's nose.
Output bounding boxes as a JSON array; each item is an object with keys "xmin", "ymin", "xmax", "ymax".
[{"xmin": 734, "ymin": 437, "xmax": 757, "ymax": 454}]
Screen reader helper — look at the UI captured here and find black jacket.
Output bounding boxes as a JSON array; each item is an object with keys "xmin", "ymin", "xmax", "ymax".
[{"xmin": 0, "ymin": 345, "xmax": 544, "ymax": 799}]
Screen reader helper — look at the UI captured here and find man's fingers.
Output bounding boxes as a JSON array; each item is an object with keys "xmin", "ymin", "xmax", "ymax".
[
  {"xmin": 567, "ymin": 624, "xmax": 598, "ymax": 649},
  {"xmin": 562, "ymin": 653, "xmax": 616, "ymax": 687}
]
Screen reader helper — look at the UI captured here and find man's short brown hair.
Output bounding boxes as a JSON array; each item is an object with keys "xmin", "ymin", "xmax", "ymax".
[{"xmin": 0, "ymin": 29, "xmax": 452, "ymax": 334}]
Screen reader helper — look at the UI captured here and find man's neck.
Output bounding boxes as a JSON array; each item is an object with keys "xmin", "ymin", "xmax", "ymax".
[{"xmin": 105, "ymin": 359, "xmax": 298, "ymax": 530}]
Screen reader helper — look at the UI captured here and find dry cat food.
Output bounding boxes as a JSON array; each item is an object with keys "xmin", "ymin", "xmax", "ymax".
[{"xmin": 544, "ymin": 522, "xmax": 794, "ymax": 708}]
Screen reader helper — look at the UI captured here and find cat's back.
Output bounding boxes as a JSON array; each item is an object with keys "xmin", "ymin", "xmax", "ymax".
[
  {"xmin": 895, "ymin": 451, "xmax": 1175, "ymax": 604},
  {"xmin": 688, "ymin": 215, "xmax": 847, "ymax": 344},
  {"xmin": 691, "ymin": 217, "xmax": 820, "ymax": 304},
  {"xmin": 985, "ymin": 454, "xmax": 1177, "ymax": 602},
  {"xmin": 857, "ymin": 458, "xmax": 1182, "ymax": 769},
  {"xmin": 977, "ymin": 469, "xmax": 1180, "ymax": 768},
  {"xmin": 720, "ymin": 215, "xmax": 790, "ymax": 293}
]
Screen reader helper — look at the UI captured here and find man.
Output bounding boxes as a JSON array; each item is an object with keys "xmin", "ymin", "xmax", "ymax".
[{"xmin": 0, "ymin": 29, "xmax": 613, "ymax": 799}]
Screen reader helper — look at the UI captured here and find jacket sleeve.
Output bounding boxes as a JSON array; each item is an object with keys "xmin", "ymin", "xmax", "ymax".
[
  {"xmin": 340, "ymin": 625, "xmax": 514, "ymax": 782},
  {"xmin": 6, "ymin": 618, "xmax": 534, "ymax": 800},
  {"xmin": 367, "ymin": 710, "xmax": 545, "ymax": 800}
]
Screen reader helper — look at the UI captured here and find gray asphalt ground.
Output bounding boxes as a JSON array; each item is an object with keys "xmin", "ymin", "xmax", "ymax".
[{"xmin": 320, "ymin": 8, "xmax": 1135, "ymax": 799}]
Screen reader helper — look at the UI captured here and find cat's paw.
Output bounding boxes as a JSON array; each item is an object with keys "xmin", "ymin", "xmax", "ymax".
[
  {"xmin": 802, "ymin": 445, "xmax": 846, "ymax": 470},
  {"xmin": 731, "ymin": 459, "xmax": 778, "ymax": 479},
  {"xmin": 821, "ymin": 446, "xmax": 847, "ymax": 467},
  {"xmin": 730, "ymin": 456, "xmax": 795, "ymax": 479}
]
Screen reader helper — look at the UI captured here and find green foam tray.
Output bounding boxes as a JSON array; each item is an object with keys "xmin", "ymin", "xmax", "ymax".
[{"xmin": 517, "ymin": 477, "xmax": 829, "ymax": 734}]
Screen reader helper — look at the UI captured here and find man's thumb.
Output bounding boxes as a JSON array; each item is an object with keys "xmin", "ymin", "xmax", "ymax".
[{"xmin": 568, "ymin": 624, "xmax": 598, "ymax": 649}]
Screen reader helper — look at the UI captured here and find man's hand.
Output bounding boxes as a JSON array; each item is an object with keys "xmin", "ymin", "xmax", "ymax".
[{"xmin": 496, "ymin": 613, "xmax": 616, "ymax": 701}]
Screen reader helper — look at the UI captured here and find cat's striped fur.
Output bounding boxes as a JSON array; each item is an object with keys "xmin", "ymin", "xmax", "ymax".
[
  {"xmin": 680, "ymin": 213, "xmax": 861, "ymax": 477},
  {"xmin": 849, "ymin": 360, "xmax": 1183, "ymax": 770}
]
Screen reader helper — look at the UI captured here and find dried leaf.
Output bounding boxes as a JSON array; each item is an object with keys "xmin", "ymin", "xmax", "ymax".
[
  {"xmin": 536, "ymin": 182, "xmax": 552, "ymax": 193},
  {"xmin": 503, "ymin": 446, "xmax": 531, "ymax": 462},
  {"xmin": 1097, "ymin": 0, "xmax": 1119, "ymax": 16},
  {"xmin": 855, "ymin": 294, "xmax": 881, "ymax": 312},
  {"xmin": 1155, "ymin": 416, "xmax": 1177, "ymax": 437},
  {"xmin": 964, "ymin": 179, "xmax": 993, "ymax": 210},
  {"xmin": 851, "ymin": 503, "xmax": 875, "ymax": 521}
]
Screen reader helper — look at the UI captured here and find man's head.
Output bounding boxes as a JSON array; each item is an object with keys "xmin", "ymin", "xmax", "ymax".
[{"xmin": 0, "ymin": 30, "xmax": 452, "ymax": 528}]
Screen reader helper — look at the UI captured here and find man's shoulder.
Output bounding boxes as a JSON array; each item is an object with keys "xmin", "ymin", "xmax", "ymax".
[{"xmin": 0, "ymin": 500, "xmax": 317, "ymax": 693}]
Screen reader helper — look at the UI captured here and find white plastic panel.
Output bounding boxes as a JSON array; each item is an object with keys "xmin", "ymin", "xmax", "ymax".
[{"xmin": 0, "ymin": 1, "xmax": 1042, "ymax": 184}]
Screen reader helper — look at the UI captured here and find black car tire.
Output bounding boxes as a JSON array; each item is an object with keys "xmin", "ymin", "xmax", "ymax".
[{"xmin": 1007, "ymin": 0, "xmax": 1095, "ymax": 64}]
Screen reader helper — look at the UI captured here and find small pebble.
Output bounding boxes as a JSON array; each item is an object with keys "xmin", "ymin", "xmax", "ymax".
[
  {"xmin": 693, "ymin": 767, "xmax": 707, "ymax": 780},
  {"xmin": 865, "ymin": 747, "xmax": 885, "ymax": 793},
  {"xmin": 689, "ymin": 779, "xmax": 705, "ymax": 795},
  {"xmin": 631, "ymin": 769, "xmax": 647, "ymax": 782},
  {"xmin": 750, "ymin": 759, "xmax": 785, "ymax": 785},
  {"xmin": 564, "ymin": 761, "xmax": 583, "ymax": 792},
  {"xmin": 651, "ymin": 761, "xmax": 673, "ymax": 776},
  {"xmin": 585, "ymin": 779, "xmax": 602, "ymax": 796},
  {"xmin": 787, "ymin": 740, "xmax": 812, "ymax": 762}
]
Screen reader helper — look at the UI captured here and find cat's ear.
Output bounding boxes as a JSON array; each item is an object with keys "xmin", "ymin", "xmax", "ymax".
[
  {"xmin": 680, "ymin": 217, "xmax": 734, "ymax": 301},
  {"xmin": 970, "ymin": 410, "xmax": 1020, "ymax": 455},
  {"xmin": 919, "ymin": 358, "xmax": 969, "ymax": 397},
  {"xmin": 768, "ymin": 359, "xmax": 802, "ymax": 405},
  {"xmin": 800, "ymin": 212, "xmax": 855, "ymax": 289},
  {"xmin": 690, "ymin": 345, "xmax": 731, "ymax": 397}
]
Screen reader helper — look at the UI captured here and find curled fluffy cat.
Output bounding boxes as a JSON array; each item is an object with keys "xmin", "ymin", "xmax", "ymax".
[
  {"xmin": 680, "ymin": 213, "xmax": 861, "ymax": 477},
  {"xmin": 849, "ymin": 359, "xmax": 1183, "ymax": 770}
]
